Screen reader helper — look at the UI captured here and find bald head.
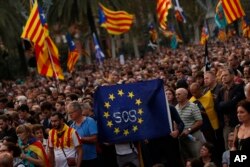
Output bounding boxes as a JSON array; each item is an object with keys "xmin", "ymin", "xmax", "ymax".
[
  {"xmin": 245, "ymin": 83, "xmax": 250, "ymax": 100},
  {"xmin": 176, "ymin": 88, "xmax": 188, "ymax": 103}
]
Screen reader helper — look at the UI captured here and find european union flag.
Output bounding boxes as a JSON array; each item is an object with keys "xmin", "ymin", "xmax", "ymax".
[{"xmin": 94, "ymin": 79, "xmax": 171, "ymax": 143}]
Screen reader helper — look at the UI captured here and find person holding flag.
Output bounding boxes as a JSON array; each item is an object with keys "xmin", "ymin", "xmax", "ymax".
[{"xmin": 16, "ymin": 124, "xmax": 50, "ymax": 167}]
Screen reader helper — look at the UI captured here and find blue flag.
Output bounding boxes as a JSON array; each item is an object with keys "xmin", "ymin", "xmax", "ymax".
[
  {"xmin": 92, "ymin": 33, "xmax": 105, "ymax": 63},
  {"xmin": 94, "ymin": 79, "xmax": 171, "ymax": 143}
]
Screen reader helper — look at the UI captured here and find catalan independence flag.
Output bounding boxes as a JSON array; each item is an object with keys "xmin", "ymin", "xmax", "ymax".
[
  {"xmin": 98, "ymin": 3, "xmax": 134, "ymax": 35},
  {"xmin": 156, "ymin": 0, "xmax": 172, "ymax": 30},
  {"xmin": 21, "ymin": 0, "xmax": 47, "ymax": 47},
  {"xmin": 21, "ymin": 1, "xmax": 64, "ymax": 80},
  {"xmin": 242, "ymin": 16, "xmax": 250, "ymax": 38},
  {"xmin": 200, "ymin": 24, "xmax": 209, "ymax": 45},
  {"xmin": 221, "ymin": 0, "xmax": 245, "ymax": 24},
  {"xmin": 19, "ymin": 138, "xmax": 50, "ymax": 167},
  {"xmin": 66, "ymin": 33, "xmax": 79, "ymax": 73},
  {"xmin": 94, "ymin": 79, "xmax": 172, "ymax": 143},
  {"xmin": 29, "ymin": 140, "xmax": 51, "ymax": 167}
]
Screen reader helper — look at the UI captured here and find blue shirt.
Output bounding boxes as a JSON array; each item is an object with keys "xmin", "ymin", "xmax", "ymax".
[{"xmin": 71, "ymin": 117, "xmax": 98, "ymax": 160}]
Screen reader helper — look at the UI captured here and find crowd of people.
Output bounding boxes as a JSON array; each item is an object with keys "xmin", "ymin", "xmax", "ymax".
[{"xmin": 0, "ymin": 36, "xmax": 250, "ymax": 167}]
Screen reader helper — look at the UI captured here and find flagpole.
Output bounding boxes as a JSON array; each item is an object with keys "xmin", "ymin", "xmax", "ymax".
[{"xmin": 45, "ymin": 39, "xmax": 59, "ymax": 81}]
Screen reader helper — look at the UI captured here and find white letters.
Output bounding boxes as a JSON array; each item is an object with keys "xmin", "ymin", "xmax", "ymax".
[
  {"xmin": 113, "ymin": 110, "xmax": 138, "ymax": 123},
  {"xmin": 113, "ymin": 112, "xmax": 122, "ymax": 123},
  {"xmin": 234, "ymin": 155, "xmax": 247, "ymax": 162}
]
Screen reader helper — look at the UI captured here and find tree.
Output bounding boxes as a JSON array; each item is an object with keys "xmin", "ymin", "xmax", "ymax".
[{"xmin": 0, "ymin": 1, "xmax": 28, "ymax": 79}]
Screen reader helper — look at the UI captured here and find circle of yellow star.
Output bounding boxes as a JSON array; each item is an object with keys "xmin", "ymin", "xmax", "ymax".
[
  {"xmin": 123, "ymin": 129, "xmax": 129, "ymax": 136},
  {"xmin": 114, "ymin": 128, "xmax": 120, "ymax": 134},
  {"xmin": 128, "ymin": 92, "xmax": 135, "ymax": 99},
  {"xmin": 107, "ymin": 121, "xmax": 113, "ymax": 127},
  {"xmin": 109, "ymin": 94, "xmax": 115, "ymax": 101},
  {"xmin": 138, "ymin": 108, "xmax": 143, "ymax": 115},
  {"xmin": 104, "ymin": 102, "xmax": 111, "ymax": 109},
  {"xmin": 118, "ymin": 89, "xmax": 124, "ymax": 96},
  {"xmin": 132, "ymin": 125, "xmax": 138, "ymax": 132},
  {"xmin": 137, "ymin": 118, "xmax": 144, "ymax": 124},
  {"xmin": 135, "ymin": 99, "xmax": 142, "ymax": 106},
  {"xmin": 103, "ymin": 111, "xmax": 110, "ymax": 118}
]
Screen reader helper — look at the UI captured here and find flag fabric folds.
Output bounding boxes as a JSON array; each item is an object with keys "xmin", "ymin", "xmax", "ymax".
[
  {"xmin": 21, "ymin": 1, "xmax": 47, "ymax": 47},
  {"xmin": 156, "ymin": 0, "xmax": 172, "ymax": 30},
  {"xmin": 92, "ymin": 33, "xmax": 105, "ymax": 63},
  {"xmin": 66, "ymin": 33, "xmax": 79, "ymax": 73},
  {"xmin": 34, "ymin": 37, "xmax": 64, "ymax": 80},
  {"xmin": 221, "ymin": 0, "xmax": 245, "ymax": 24},
  {"xmin": 242, "ymin": 16, "xmax": 250, "ymax": 38},
  {"xmin": 98, "ymin": 3, "xmax": 134, "ymax": 35},
  {"xmin": 29, "ymin": 140, "xmax": 51, "ymax": 167},
  {"xmin": 174, "ymin": 0, "xmax": 187, "ymax": 23},
  {"xmin": 200, "ymin": 24, "xmax": 209, "ymax": 45},
  {"xmin": 94, "ymin": 79, "xmax": 171, "ymax": 143},
  {"xmin": 215, "ymin": 1, "xmax": 227, "ymax": 29},
  {"xmin": 190, "ymin": 91, "xmax": 219, "ymax": 130},
  {"xmin": 21, "ymin": 1, "xmax": 64, "ymax": 79}
]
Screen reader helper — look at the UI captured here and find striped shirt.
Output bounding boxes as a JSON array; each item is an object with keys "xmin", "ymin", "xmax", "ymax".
[{"xmin": 175, "ymin": 102, "xmax": 202, "ymax": 129}]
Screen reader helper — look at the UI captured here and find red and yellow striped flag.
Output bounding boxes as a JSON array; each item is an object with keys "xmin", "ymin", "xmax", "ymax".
[
  {"xmin": 66, "ymin": 33, "xmax": 80, "ymax": 73},
  {"xmin": 221, "ymin": 0, "xmax": 245, "ymax": 24},
  {"xmin": 21, "ymin": 0, "xmax": 64, "ymax": 80},
  {"xmin": 29, "ymin": 140, "xmax": 51, "ymax": 167},
  {"xmin": 156, "ymin": 0, "xmax": 172, "ymax": 30},
  {"xmin": 99, "ymin": 3, "xmax": 134, "ymax": 35},
  {"xmin": 35, "ymin": 37, "xmax": 64, "ymax": 80},
  {"xmin": 21, "ymin": 1, "xmax": 47, "ymax": 47},
  {"xmin": 242, "ymin": 17, "xmax": 250, "ymax": 38}
]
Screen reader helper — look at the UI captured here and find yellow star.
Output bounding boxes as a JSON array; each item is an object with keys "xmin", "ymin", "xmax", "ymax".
[
  {"xmin": 118, "ymin": 89, "xmax": 124, "ymax": 96},
  {"xmin": 132, "ymin": 125, "xmax": 138, "ymax": 132},
  {"xmin": 128, "ymin": 92, "xmax": 135, "ymax": 99},
  {"xmin": 107, "ymin": 121, "xmax": 113, "ymax": 127},
  {"xmin": 103, "ymin": 112, "xmax": 110, "ymax": 119},
  {"xmin": 104, "ymin": 102, "xmax": 111, "ymax": 109},
  {"xmin": 135, "ymin": 99, "xmax": 142, "ymax": 106},
  {"xmin": 114, "ymin": 127, "xmax": 120, "ymax": 134},
  {"xmin": 109, "ymin": 94, "xmax": 115, "ymax": 101},
  {"xmin": 123, "ymin": 129, "xmax": 129, "ymax": 136},
  {"xmin": 138, "ymin": 118, "xmax": 144, "ymax": 124},
  {"xmin": 138, "ymin": 108, "xmax": 143, "ymax": 115}
]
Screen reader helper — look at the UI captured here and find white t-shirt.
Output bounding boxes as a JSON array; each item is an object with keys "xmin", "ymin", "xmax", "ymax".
[{"xmin": 115, "ymin": 143, "xmax": 137, "ymax": 155}]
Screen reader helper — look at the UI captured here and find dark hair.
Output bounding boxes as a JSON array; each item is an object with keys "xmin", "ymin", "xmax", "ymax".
[
  {"xmin": 32, "ymin": 124, "xmax": 44, "ymax": 134},
  {"xmin": 202, "ymin": 142, "xmax": 215, "ymax": 155},
  {"xmin": 191, "ymin": 158, "xmax": 203, "ymax": 167},
  {"xmin": 237, "ymin": 100, "xmax": 250, "ymax": 113},
  {"xmin": 58, "ymin": 93, "xmax": 66, "ymax": 98},
  {"xmin": 0, "ymin": 114, "xmax": 9, "ymax": 122},
  {"xmin": 66, "ymin": 93, "xmax": 79, "ymax": 101},
  {"xmin": 17, "ymin": 104, "xmax": 29, "ymax": 113},
  {"xmin": 56, "ymin": 100, "xmax": 65, "ymax": 106},
  {"xmin": 41, "ymin": 101, "xmax": 53, "ymax": 111},
  {"xmin": 51, "ymin": 112, "xmax": 64, "ymax": 120},
  {"xmin": 3, "ymin": 142, "xmax": 22, "ymax": 157},
  {"xmin": 2, "ymin": 136, "xmax": 17, "ymax": 144}
]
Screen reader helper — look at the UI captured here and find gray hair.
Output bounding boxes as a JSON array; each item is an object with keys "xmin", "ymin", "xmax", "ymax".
[{"xmin": 68, "ymin": 101, "xmax": 82, "ymax": 113}]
